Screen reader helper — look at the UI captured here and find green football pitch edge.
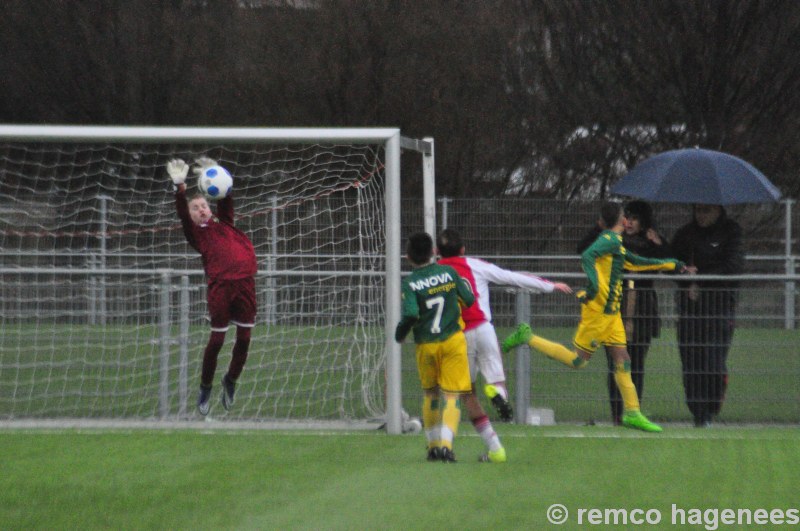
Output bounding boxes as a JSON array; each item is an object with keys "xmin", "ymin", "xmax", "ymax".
[{"xmin": 1, "ymin": 425, "xmax": 798, "ymax": 529}]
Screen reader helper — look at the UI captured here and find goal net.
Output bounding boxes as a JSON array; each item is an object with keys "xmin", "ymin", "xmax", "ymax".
[{"xmin": 0, "ymin": 126, "xmax": 430, "ymax": 432}]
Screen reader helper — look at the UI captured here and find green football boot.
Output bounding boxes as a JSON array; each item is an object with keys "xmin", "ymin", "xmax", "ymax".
[
  {"xmin": 622, "ymin": 411, "xmax": 663, "ymax": 433},
  {"xmin": 501, "ymin": 323, "xmax": 533, "ymax": 353}
]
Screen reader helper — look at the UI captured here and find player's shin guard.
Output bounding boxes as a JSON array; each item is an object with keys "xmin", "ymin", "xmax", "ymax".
[
  {"xmin": 614, "ymin": 360, "xmax": 641, "ymax": 412},
  {"xmin": 201, "ymin": 331, "xmax": 226, "ymax": 387},
  {"xmin": 422, "ymin": 395, "xmax": 441, "ymax": 448},
  {"xmin": 440, "ymin": 394, "xmax": 461, "ymax": 450},
  {"xmin": 530, "ymin": 336, "xmax": 586, "ymax": 368},
  {"xmin": 228, "ymin": 327, "xmax": 251, "ymax": 381}
]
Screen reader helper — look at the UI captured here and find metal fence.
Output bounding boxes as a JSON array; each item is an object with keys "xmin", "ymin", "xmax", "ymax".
[
  {"xmin": 396, "ymin": 197, "xmax": 800, "ymax": 425},
  {"xmin": 504, "ymin": 277, "xmax": 798, "ymax": 424},
  {"xmin": 2, "ymin": 196, "xmax": 799, "ymax": 424},
  {"xmin": 431, "ymin": 197, "xmax": 797, "ymax": 261}
]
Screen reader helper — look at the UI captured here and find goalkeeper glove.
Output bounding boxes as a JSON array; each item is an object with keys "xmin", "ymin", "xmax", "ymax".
[
  {"xmin": 576, "ymin": 289, "xmax": 588, "ymax": 304},
  {"xmin": 192, "ymin": 156, "xmax": 219, "ymax": 176},
  {"xmin": 166, "ymin": 159, "xmax": 189, "ymax": 187}
]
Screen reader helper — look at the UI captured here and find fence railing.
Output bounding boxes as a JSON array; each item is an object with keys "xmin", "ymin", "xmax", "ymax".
[
  {"xmin": 495, "ymin": 274, "xmax": 800, "ymax": 425},
  {"xmin": 2, "ymin": 267, "xmax": 799, "ymax": 424}
]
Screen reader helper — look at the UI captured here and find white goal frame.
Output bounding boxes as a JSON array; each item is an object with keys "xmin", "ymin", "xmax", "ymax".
[{"xmin": 0, "ymin": 125, "xmax": 435, "ymax": 435}]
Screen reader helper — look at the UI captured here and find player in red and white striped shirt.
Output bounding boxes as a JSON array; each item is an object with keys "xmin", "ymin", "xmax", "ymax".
[
  {"xmin": 167, "ymin": 158, "xmax": 257, "ymax": 416},
  {"xmin": 437, "ymin": 229, "xmax": 571, "ymax": 461}
]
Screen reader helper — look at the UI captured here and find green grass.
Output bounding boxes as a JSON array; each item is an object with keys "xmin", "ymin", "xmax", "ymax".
[
  {"xmin": 0, "ymin": 323, "xmax": 386, "ymax": 419},
  {"xmin": 2, "ymin": 323, "xmax": 799, "ymax": 423},
  {"xmin": 401, "ymin": 326, "xmax": 800, "ymax": 424},
  {"xmin": 2, "ymin": 425, "xmax": 799, "ymax": 530},
  {"xmin": 490, "ymin": 326, "xmax": 800, "ymax": 424}
]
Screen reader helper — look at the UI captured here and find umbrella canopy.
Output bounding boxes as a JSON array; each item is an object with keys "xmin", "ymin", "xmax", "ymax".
[{"xmin": 610, "ymin": 148, "xmax": 782, "ymax": 204}]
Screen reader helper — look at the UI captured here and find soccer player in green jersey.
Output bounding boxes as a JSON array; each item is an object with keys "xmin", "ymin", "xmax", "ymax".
[
  {"xmin": 503, "ymin": 202, "xmax": 694, "ymax": 432},
  {"xmin": 395, "ymin": 232, "xmax": 476, "ymax": 462}
]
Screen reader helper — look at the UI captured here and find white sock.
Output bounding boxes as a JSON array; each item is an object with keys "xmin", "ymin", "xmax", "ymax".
[
  {"xmin": 426, "ymin": 425, "xmax": 440, "ymax": 445},
  {"xmin": 474, "ymin": 415, "xmax": 502, "ymax": 452},
  {"xmin": 440, "ymin": 425, "xmax": 454, "ymax": 448}
]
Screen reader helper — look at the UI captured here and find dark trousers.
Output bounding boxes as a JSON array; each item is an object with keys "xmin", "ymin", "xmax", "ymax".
[
  {"xmin": 677, "ymin": 315, "xmax": 734, "ymax": 424},
  {"xmin": 605, "ymin": 341, "xmax": 648, "ymax": 424}
]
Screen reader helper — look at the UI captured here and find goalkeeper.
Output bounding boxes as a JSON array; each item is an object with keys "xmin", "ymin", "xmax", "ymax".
[
  {"xmin": 502, "ymin": 202, "xmax": 694, "ymax": 432},
  {"xmin": 167, "ymin": 158, "xmax": 258, "ymax": 416}
]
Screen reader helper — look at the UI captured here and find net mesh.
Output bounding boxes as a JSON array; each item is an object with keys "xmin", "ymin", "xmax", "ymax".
[{"xmin": 0, "ymin": 140, "xmax": 388, "ymax": 421}]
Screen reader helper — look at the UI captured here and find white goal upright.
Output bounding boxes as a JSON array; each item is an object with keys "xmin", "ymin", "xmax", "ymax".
[{"xmin": 0, "ymin": 125, "xmax": 434, "ymax": 434}]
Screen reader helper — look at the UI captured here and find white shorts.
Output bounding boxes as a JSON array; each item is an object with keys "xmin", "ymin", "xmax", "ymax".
[{"xmin": 464, "ymin": 321, "xmax": 506, "ymax": 384}]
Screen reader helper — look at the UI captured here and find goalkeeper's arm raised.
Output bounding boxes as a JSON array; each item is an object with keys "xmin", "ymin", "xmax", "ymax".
[
  {"xmin": 166, "ymin": 158, "xmax": 189, "ymax": 192},
  {"xmin": 166, "ymin": 159, "xmax": 198, "ymax": 250}
]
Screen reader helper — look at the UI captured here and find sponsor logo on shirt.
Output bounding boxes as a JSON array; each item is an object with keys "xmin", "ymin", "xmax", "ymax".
[{"xmin": 409, "ymin": 272, "xmax": 455, "ymax": 292}]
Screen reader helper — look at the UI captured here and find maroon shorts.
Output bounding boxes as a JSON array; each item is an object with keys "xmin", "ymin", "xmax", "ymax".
[{"xmin": 207, "ymin": 277, "xmax": 256, "ymax": 331}]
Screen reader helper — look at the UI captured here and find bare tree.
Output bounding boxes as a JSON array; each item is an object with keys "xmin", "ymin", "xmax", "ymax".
[
  {"xmin": 1, "ymin": 0, "xmax": 799, "ymax": 201},
  {"xmin": 508, "ymin": 0, "xmax": 800, "ymax": 199}
]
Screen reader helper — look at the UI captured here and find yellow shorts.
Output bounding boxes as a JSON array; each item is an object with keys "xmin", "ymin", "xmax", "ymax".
[
  {"xmin": 415, "ymin": 331, "xmax": 471, "ymax": 394},
  {"xmin": 573, "ymin": 305, "xmax": 626, "ymax": 354}
]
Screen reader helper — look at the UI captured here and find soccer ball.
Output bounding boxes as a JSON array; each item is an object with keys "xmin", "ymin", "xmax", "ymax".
[
  {"xmin": 198, "ymin": 165, "xmax": 233, "ymax": 200},
  {"xmin": 402, "ymin": 417, "xmax": 423, "ymax": 434}
]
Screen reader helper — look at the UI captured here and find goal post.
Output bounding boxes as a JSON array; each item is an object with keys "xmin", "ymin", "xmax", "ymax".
[{"xmin": 0, "ymin": 125, "xmax": 434, "ymax": 434}]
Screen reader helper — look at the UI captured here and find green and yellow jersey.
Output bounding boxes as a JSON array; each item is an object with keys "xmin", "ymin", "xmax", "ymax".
[
  {"xmin": 395, "ymin": 262, "xmax": 475, "ymax": 344},
  {"xmin": 581, "ymin": 230, "xmax": 683, "ymax": 315}
]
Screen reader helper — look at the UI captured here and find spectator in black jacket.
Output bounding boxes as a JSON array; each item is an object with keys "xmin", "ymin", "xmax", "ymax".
[{"xmin": 671, "ymin": 204, "xmax": 744, "ymax": 427}]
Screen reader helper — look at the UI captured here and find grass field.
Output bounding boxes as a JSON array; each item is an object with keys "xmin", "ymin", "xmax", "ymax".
[
  {"xmin": 0, "ymin": 323, "xmax": 386, "ymax": 419},
  {"xmin": 2, "ymin": 323, "xmax": 799, "ymax": 423},
  {"xmin": 405, "ymin": 326, "xmax": 800, "ymax": 424},
  {"xmin": 2, "ymin": 424, "xmax": 799, "ymax": 530}
]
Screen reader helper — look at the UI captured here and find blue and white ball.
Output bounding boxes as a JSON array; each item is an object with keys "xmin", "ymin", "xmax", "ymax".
[{"xmin": 198, "ymin": 165, "xmax": 233, "ymax": 200}]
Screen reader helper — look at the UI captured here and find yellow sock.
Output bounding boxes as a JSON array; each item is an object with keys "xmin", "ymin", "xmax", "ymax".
[
  {"xmin": 613, "ymin": 361, "xmax": 640, "ymax": 412},
  {"xmin": 529, "ymin": 335, "xmax": 586, "ymax": 368},
  {"xmin": 440, "ymin": 394, "xmax": 462, "ymax": 450},
  {"xmin": 422, "ymin": 395, "xmax": 442, "ymax": 448}
]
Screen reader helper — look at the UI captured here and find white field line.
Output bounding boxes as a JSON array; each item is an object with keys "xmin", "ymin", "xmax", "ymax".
[{"xmin": 0, "ymin": 419, "xmax": 797, "ymax": 440}]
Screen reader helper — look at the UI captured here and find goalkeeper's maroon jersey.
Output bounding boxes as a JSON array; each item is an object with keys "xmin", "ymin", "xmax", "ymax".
[{"xmin": 175, "ymin": 189, "xmax": 257, "ymax": 282}]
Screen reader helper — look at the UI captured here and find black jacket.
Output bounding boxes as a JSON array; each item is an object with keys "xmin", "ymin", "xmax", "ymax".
[
  {"xmin": 671, "ymin": 209, "xmax": 744, "ymax": 316},
  {"xmin": 671, "ymin": 210, "xmax": 744, "ymax": 286}
]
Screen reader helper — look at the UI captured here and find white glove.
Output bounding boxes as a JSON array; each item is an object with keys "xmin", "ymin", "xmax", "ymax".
[
  {"xmin": 166, "ymin": 158, "xmax": 189, "ymax": 186},
  {"xmin": 192, "ymin": 156, "xmax": 219, "ymax": 176}
]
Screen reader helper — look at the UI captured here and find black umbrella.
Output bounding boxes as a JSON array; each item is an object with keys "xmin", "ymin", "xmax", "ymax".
[{"xmin": 610, "ymin": 148, "xmax": 782, "ymax": 204}]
